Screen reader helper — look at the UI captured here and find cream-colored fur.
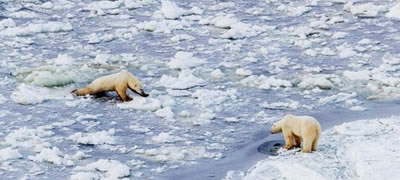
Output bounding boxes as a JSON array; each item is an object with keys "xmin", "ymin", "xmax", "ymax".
[
  {"xmin": 271, "ymin": 114, "xmax": 321, "ymax": 153},
  {"xmin": 72, "ymin": 70, "xmax": 148, "ymax": 101}
]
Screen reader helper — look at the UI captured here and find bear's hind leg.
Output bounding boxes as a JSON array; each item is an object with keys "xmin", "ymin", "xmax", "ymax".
[
  {"xmin": 301, "ymin": 137, "xmax": 312, "ymax": 153},
  {"xmin": 312, "ymin": 136, "xmax": 319, "ymax": 151},
  {"xmin": 293, "ymin": 135, "xmax": 302, "ymax": 148}
]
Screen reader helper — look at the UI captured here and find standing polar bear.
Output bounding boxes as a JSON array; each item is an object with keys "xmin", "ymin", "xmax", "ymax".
[
  {"xmin": 271, "ymin": 115, "xmax": 321, "ymax": 153},
  {"xmin": 72, "ymin": 70, "xmax": 149, "ymax": 101}
]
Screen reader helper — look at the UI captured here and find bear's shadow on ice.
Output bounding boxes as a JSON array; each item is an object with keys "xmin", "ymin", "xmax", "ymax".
[{"xmin": 257, "ymin": 140, "xmax": 285, "ymax": 156}]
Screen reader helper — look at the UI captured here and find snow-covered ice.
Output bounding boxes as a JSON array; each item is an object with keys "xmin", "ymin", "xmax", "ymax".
[{"xmin": 225, "ymin": 116, "xmax": 400, "ymax": 180}]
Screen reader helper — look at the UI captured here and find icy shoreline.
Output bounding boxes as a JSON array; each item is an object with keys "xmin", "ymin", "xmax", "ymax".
[{"xmin": 164, "ymin": 100, "xmax": 400, "ymax": 180}]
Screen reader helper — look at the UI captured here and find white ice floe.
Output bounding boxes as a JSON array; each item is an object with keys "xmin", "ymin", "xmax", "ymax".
[
  {"xmin": 0, "ymin": 18, "xmax": 16, "ymax": 30},
  {"xmin": 0, "ymin": 147, "xmax": 22, "ymax": 161},
  {"xmin": 319, "ymin": 92, "xmax": 357, "ymax": 104},
  {"xmin": 0, "ymin": 94, "xmax": 7, "ymax": 104},
  {"xmin": 136, "ymin": 19, "xmax": 189, "ymax": 34},
  {"xmin": 135, "ymin": 145, "xmax": 222, "ymax": 163},
  {"xmin": 235, "ymin": 68, "xmax": 253, "ymax": 76},
  {"xmin": 3, "ymin": 127, "xmax": 54, "ymax": 152},
  {"xmin": 157, "ymin": 70, "xmax": 205, "ymax": 89},
  {"xmin": 277, "ymin": 4, "xmax": 312, "ymax": 16},
  {"xmin": 0, "ymin": 21, "xmax": 73, "ymax": 36},
  {"xmin": 210, "ymin": 69, "xmax": 225, "ymax": 79},
  {"xmin": 386, "ymin": 3, "xmax": 400, "ymax": 19},
  {"xmin": 48, "ymin": 54, "xmax": 75, "ymax": 65},
  {"xmin": 167, "ymin": 51, "xmax": 207, "ymax": 70},
  {"xmin": 151, "ymin": 132, "xmax": 185, "ymax": 144},
  {"xmin": 28, "ymin": 147, "xmax": 74, "ymax": 166},
  {"xmin": 72, "ymin": 159, "xmax": 130, "ymax": 179},
  {"xmin": 68, "ymin": 129, "xmax": 115, "ymax": 145},
  {"xmin": 225, "ymin": 116, "xmax": 400, "ymax": 180},
  {"xmin": 117, "ymin": 97, "xmax": 161, "ymax": 111},
  {"xmin": 192, "ymin": 89, "xmax": 237, "ymax": 107},
  {"xmin": 262, "ymin": 100, "xmax": 300, "ymax": 110},
  {"xmin": 159, "ymin": 0, "xmax": 186, "ymax": 19},
  {"xmin": 241, "ymin": 75, "xmax": 292, "ymax": 90},
  {"xmin": 298, "ymin": 75, "xmax": 335, "ymax": 90},
  {"xmin": 155, "ymin": 107, "xmax": 174, "ymax": 119},
  {"xmin": 11, "ymin": 84, "xmax": 48, "ymax": 105},
  {"xmin": 344, "ymin": 2, "xmax": 387, "ymax": 17}
]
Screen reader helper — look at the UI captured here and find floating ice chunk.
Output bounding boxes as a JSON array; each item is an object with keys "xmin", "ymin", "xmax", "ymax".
[
  {"xmin": 298, "ymin": 75, "xmax": 334, "ymax": 90},
  {"xmin": 117, "ymin": 97, "xmax": 161, "ymax": 111},
  {"xmin": 221, "ymin": 22, "xmax": 265, "ymax": 40},
  {"xmin": 343, "ymin": 70, "xmax": 371, "ymax": 81},
  {"xmin": 151, "ymin": 132, "xmax": 185, "ymax": 143},
  {"xmin": 9, "ymin": 11, "xmax": 39, "ymax": 18},
  {"xmin": 41, "ymin": 2, "xmax": 53, "ymax": 9},
  {"xmin": 0, "ymin": 18, "xmax": 16, "ymax": 30},
  {"xmin": 87, "ymin": 33, "xmax": 114, "ymax": 44},
  {"xmin": 168, "ymin": 51, "xmax": 207, "ymax": 70},
  {"xmin": 166, "ymin": 89, "xmax": 192, "ymax": 97},
  {"xmin": 386, "ymin": 3, "xmax": 400, "ymax": 19},
  {"xmin": 11, "ymin": 84, "xmax": 48, "ymax": 105},
  {"xmin": 262, "ymin": 100, "xmax": 300, "ymax": 110},
  {"xmin": 350, "ymin": 106, "xmax": 367, "ymax": 111},
  {"xmin": 211, "ymin": 14, "xmax": 238, "ymax": 29},
  {"xmin": 337, "ymin": 44, "xmax": 357, "ymax": 58},
  {"xmin": 320, "ymin": 47, "xmax": 336, "ymax": 56},
  {"xmin": 192, "ymin": 89, "xmax": 237, "ymax": 107},
  {"xmin": 382, "ymin": 53, "xmax": 400, "ymax": 65},
  {"xmin": 170, "ymin": 34, "xmax": 195, "ymax": 42},
  {"xmin": 155, "ymin": 107, "xmax": 174, "ymax": 119},
  {"xmin": 236, "ymin": 68, "xmax": 253, "ymax": 76},
  {"xmin": 73, "ymin": 112, "xmax": 99, "ymax": 121},
  {"xmin": 0, "ymin": 94, "xmax": 7, "ymax": 104},
  {"xmin": 136, "ymin": 19, "xmax": 189, "ymax": 34},
  {"xmin": 344, "ymin": 2, "xmax": 387, "ymax": 17},
  {"xmin": 319, "ymin": 92, "xmax": 357, "ymax": 104},
  {"xmin": 28, "ymin": 147, "xmax": 73, "ymax": 166},
  {"xmin": 241, "ymin": 75, "xmax": 292, "ymax": 89},
  {"xmin": 49, "ymin": 54, "xmax": 75, "ymax": 65},
  {"xmin": 3, "ymin": 127, "xmax": 54, "ymax": 152},
  {"xmin": 160, "ymin": 0, "xmax": 186, "ymax": 19},
  {"xmin": 136, "ymin": 145, "xmax": 221, "ymax": 163},
  {"xmin": 73, "ymin": 159, "xmax": 130, "ymax": 179},
  {"xmin": 210, "ymin": 69, "xmax": 225, "ymax": 79},
  {"xmin": 70, "ymin": 172, "xmax": 100, "ymax": 180},
  {"xmin": 192, "ymin": 112, "xmax": 216, "ymax": 126},
  {"xmin": 277, "ymin": 5, "xmax": 312, "ymax": 16},
  {"xmin": 0, "ymin": 21, "xmax": 73, "ymax": 36},
  {"xmin": 224, "ymin": 117, "xmax": 239, "ymax": 123},
  {"xmin": 332, "ymin": 32, "xmax": 348, "ymax": 39},
  {"xmin": 68, "ymin": 129, "xmax": 115, "ymax": 145},
  {"xmin": 157, "ymin": 70, "xmax": 205, "ymax": 89},
  {"xmin": 0, "ymin": 147, "xmax": 22, "ymax": 161},
  {"xmin": 304, "ymin": 49, "xmax": 317, "ymax": 57},
  {"xmin": 86, "ymin": 1, "xmax": 122, "ymax": 10}
]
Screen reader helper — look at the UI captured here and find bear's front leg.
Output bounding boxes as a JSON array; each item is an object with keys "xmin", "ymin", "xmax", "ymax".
[{"xmin": 283, "ymin": 131, "xmax": 294, "ymax": 149}]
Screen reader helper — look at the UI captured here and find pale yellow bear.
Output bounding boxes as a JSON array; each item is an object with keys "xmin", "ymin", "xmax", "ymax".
[
  {"xmin": 72, "ymin": 70, "xmax": 149, "ymax": 101},
  {"xmin": 271, "ymin": 114, "xmax": 321, "ymax": 153}
]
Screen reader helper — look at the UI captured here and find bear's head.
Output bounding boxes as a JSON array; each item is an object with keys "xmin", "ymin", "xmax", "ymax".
[
  {"xmin": 270, "ymin": 121, "xmax": 282, "ymax": 134},
  {"xmin": 129, "ymin": 76, "xmax": 149, "ymax": 97}
]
